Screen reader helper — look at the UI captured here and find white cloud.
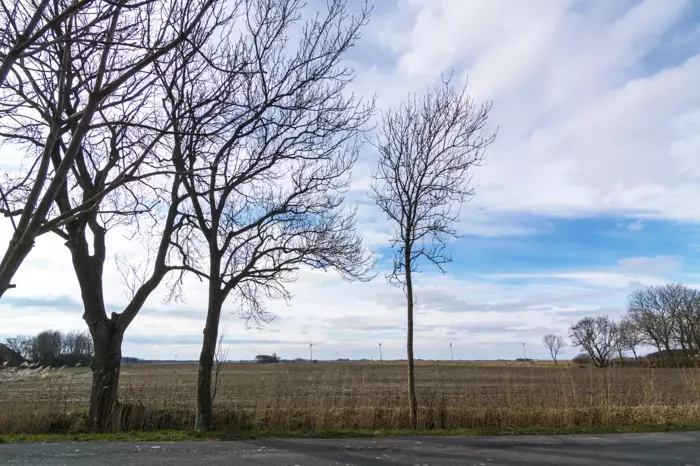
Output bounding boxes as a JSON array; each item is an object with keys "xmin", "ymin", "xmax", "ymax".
[
  {"xmin": 352, "ymin": 0, "xmax": 700, "ymax": 224},
  {"xmin": 616, "ymin": 255, "xmax": 684, "ymax": 275},
  {"xmin": 626, "ymin": 219, "xmax": 645, "ymax": 231}
]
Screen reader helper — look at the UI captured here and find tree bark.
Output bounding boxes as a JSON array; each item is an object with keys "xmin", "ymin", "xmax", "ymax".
[
  {"xmin": 194, "ymin": 291, "xmax": 223, "ymax": 431},
  {"xmin": 88, "ymin": 316, "xmax": 123, "ymax": 431},
  {"xmin": 66, "ymin": 217, "xmax": 120, "ymax": 431},
  {"xmin": 405, "ymin": 252, "xmax": 417, "ymax": 429}
]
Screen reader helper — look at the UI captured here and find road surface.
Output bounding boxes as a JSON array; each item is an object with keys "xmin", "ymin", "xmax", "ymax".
[{"xmin": 2, "ymin": 432, "xmax": 700, "ymax": 465}]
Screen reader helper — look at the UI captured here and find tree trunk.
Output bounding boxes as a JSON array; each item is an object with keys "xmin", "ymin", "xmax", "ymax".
[
  {"xmin": 67, "ymin": 221, "xmax": 125, "ymax": 431},
  {"xmin": 653, "ymin": 341, "xmax": 665, "ymax": 364},
  {"xmin": 664, "ymin": 342, "xmax": 676, "ymax": 367},
  {"xmin": 88, "ymin": 317, "xmax": 123, "ymax": 431},
  {"xmin": 405, "ymin": 255, "xmax": 417, "ymax": 429},
  {"xmin": 194, "ymin": 294, "xmax": 223, "ymax": 431}
]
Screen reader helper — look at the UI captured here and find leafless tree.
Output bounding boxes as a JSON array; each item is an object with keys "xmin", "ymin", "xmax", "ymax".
[
  {"xmin": 615, "ymin": 317, "xmax": 642, "ymax": 361},
  {"xmin": 0, "ymin": 0, "xmax": 227, "ymax": 430},
  {"xmin": 0, "ymin": 0, "xmax": 217, "ymax": 299},
  {"xmin": 569, "ymin": 316, "xmax": 616, "ymax": 368},
  {"xmin": 610, "ymin": 321, "xmax": 628, "ymax": 365},
  {"xmin": 626, "ymin": 284, "xmax": 700, "ymax": 366},
  {"xmin": 63, "ymin": 330, "xmax": 94, "ymax": 356},
  {"xmin": 542, "ymin": 334, "xmax": 566, "ymax": 366},
  {"xmin": 33, "ymin": 329, "xmax": 63, "ymax": 364},
  {"xmin": 369, "ymin": 78, "xmax": 494, "ymax": 428},
  {"xmin": 163, "ymin": 0, "xmax": 375, "ymax": 431},
  {"xmin": 3, "ymin": 334, "xmax": 32, "ymax": 359}
]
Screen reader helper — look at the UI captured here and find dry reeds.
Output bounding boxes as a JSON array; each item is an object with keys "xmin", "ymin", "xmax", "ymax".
[{"xmin": 2, "ymin": 362, "xmax": 700, "ymax": 434}]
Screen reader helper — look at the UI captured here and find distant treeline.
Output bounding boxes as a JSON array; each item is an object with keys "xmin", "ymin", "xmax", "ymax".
[
  {"xmin": 568, "ymin": 284, "xmax": 700, "ymax": 368},
  {"xmin": 4, "ymin": 330, "xmax": 93, "ymax": 367}
]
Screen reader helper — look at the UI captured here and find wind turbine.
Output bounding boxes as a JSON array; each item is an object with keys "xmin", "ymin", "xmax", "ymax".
[
  {"xmin": 522, "ymin": 342, "xmax": 527, "ymax": 360},
  {"xmin": 309, "ymin": 342, "xmax": 313, "ymax": 362},
  {"xmin": 379, "ymin": 342, "xmax": 383, "ymax": 362},
  {"xmin": 449, "ymin": 343, "xmax": 453, "ymax": 362}
]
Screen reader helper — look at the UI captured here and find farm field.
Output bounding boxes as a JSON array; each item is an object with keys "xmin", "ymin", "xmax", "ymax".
[{"xmin": 2, "ymin": 361, "xmax": 700, "ymax": 434}]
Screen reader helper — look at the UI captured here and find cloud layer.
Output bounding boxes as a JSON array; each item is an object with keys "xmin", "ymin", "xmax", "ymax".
[{"xmin": 2, "ymin": 0, "xmax": 700, "ymax": 361}]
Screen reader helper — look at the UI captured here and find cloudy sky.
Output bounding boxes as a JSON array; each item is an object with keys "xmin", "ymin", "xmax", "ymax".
[{"xmin": 2, "ymin": 0, "xmax": 700, "ymax": 362}]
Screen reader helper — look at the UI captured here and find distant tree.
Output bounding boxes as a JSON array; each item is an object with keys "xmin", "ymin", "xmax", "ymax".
[
  {"xmin": 626, "ymin": 284, "xmax": 700, "ymax": 366},
  {"xmin": 572, "ymin": 353, "xmax": 593, "ymax": 365},
  {"xmin": 370, "ymin": 77, "xmax": 494, "ymax": 428},
  {"xmin": 33, "ymin": 329, "xmax": 63, "ymax": 365},
  {"xmin": 63, "ymin": 330, "xmax": 94, "ymax": 357},
  {"xmin": 121, "ymin": 357, "xmax": 141, "ymax": 365},
  {"xmin": 542, "ymin": 334, "xmax": 566, "ymax": 365},
  {"xmin": 617, "ymin": 316, "xmax": 644, "ymax": 360},
  {"xmin": 612, "ymin": 318, "xmax": 642, "ymax": 363},
  {"xmin": 569, "ymin": 316, "xmax": 616, "ymax": 368},
  {"xmin": 255, "ymin": 354, "xmax": 280, "ymax": 364},
  {"xmin": 3, "ymin": 336, "xmax": 32, "ymax": 359}
]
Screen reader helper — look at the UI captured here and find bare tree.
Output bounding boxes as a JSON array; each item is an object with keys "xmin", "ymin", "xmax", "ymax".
[
  {"xmin": 0, "ymin": 0, "xmax": 227, "ymax": 430},
  {"xmin": 0, "ymin": 0, "xmax": 217, "ymax": 298},
  {"xmin": 615, "ymin": 317, "xmax": 642, "ymax": 361},
  {"xmin": 626, "ymin": 284, "xmax": 700, "ymax": 366},
  {"xmin": 542, "ymin": 334, "xmax": 566, "ymax": 366},
  {"xmin": 569, "ymin": 316, "xmax": 616, "ymax": 368},
  {"xmin": 63, "ymin": 330, "xmax": 94, "ymax": 356},
  {"xmin": 163, "ymin": 0, "xmax": 375, "ymax": 431},
  {"xmin": 370, "ymin": 78, "xmax": 494, "ymax": 428},
  {"xmin": 33, "ymin": 329, "xmax": 63, "ymax": 364},
  {"xmin": 3, "ymin": 335, "xmax": 32, "ymax": 359},
  {"xmin": 668, "ymin": 285, "xmax": 700, "ymax": 363},
  {"xmin": 610, "ymin": 321, "xmax": 627, "ymax": 365}
]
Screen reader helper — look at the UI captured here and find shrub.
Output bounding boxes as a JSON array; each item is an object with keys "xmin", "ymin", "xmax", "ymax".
[{"xmin": 572, "ymin": 353, "xmax": 592, "ymax": 365}]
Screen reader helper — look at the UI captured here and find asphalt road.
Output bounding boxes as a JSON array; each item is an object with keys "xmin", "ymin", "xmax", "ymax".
[{"xmin": 2, "ymin": 432, "xmax": 700, "ymax": 465}]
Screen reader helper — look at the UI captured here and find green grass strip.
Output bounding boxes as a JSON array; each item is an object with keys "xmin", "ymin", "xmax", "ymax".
[{"xmin": 3, "ymin": 422, "xmax": 700, "ymax": 444}]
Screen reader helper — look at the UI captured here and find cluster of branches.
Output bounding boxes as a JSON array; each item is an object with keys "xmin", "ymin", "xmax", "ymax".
[
  {"xmin": 4, "ymin": 329, "xmax": 93, "ymax": 365},
  {"xmin": 0, "ymin": 0, "xmax": 219, "ymax": 295}
]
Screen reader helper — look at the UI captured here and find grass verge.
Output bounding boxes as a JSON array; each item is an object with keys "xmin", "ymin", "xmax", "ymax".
[{"xmin": 3, "ymin": 422, "xmax": 700, "ymax": 444}]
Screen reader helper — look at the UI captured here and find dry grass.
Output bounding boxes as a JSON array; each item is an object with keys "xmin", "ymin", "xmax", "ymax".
[{"xmin": 2, "ymin": 361, "xmax": 700, "ymax": 434}]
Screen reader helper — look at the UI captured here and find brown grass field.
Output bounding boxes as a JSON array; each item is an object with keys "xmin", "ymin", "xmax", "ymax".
[{"xmin": 3, "ymin": 360, "xmax": 700, "ymax": 434}]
